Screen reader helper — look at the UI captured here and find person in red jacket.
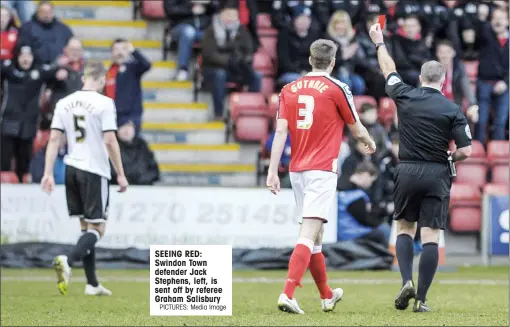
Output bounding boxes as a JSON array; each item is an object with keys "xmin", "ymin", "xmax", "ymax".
[{"xmin": 0, "ymin": 4, "xmax": 18, "ymax": 60}]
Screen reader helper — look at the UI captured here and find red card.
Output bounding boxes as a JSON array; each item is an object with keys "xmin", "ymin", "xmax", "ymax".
[{"xmin": 378, "ymin": 15, "xmax": 386, "ymax": 29}]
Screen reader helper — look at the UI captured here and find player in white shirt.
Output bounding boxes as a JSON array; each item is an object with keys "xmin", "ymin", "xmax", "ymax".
[{"xmin": 41, "ymin": 62, "xmax": 129, "ymax": 296}]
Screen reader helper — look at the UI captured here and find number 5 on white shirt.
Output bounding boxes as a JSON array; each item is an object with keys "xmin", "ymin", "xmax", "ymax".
[{"xmin": 297, "ymin": 95, "xmax": 315, "ymax": 129}]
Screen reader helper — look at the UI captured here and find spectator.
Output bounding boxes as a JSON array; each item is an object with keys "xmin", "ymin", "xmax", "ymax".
[
  {"xmin": 271, "ymin": 0, "xmax": 324, "ymax": 31},
  {"xmin": 324, "ymin": 10, "xmax": 366, "ymax": 95},
  {"xmin": 317, "ymin": 0, "xmax": 366, "ymax": 29},
  {"xmin": 337, "ymin": 136, "xmax": 372, "ymax": 189},
  {"xmin": 377, "ymin": 133, "xmax": 400, "ymax": 223},
  {"xmin": 389, "ymin": 15, "xmax": 431, "ymax": 86},
  {"xmin": 42, "ymin": 38, "xmax": 85, "ymax": 129},
  {"xmin": 220, "ymin": 0, "xmax": 260, "ymax": 49},
  {"xmin": 30, "ymin": 133, "xmax": 66, "ymax": 184},
  {"xmin": 355, "ymin": 14, "xmax": 387, "ymax": 99},
  {"xmin": 435, "ymin": 40, "xmax": 479, "ymax": 124},
  {"xmin": 421, "ymin": 1, "xmax": 463, "ymax": 54},
  {"xmin": 0, "ymin": 3, "xmax": 18, "ymax": 60},
  {"xmin": 474, "ymin": 7, "xmax": 509, "ymax": 143},
  {"xmin": 276, "ymin": 7, "xmax": 321, "ymax": 85},
  {"xmin": 0, "ymin": 45, "xmax": 65, "ymax": 182},
  {"xmin": 367, "ymin": 0, "xmax": 421, "ymax": 34},
  {"xmin": 264, "ymin": 130, "xmax": 291, "ymax": 188},
  {"xmin": 337, "ymin": 161, "xmax": 390, "ymax": 248},
  {"xmin": 17, "ymin": 1, "xmax": 73, "ymax": 64},
  {"xmin": 2, "ymin": 0, "xmax": 34, "ymax": 23},
  {"xmin": 105, "ymin": 39, "xmax": 152, "ymax": 133},
  {"xmin": 201, "ymin": 5, "xmax": 261, "ymax": 119},
  {"xmin": 164, "ymin": 0, "xmax": 219, "ymax": 81},
  {"xmin": 112, "ymin": 121, "xmax": 160, "ymax": 186},
  {"xmin": 358, "ymin": 103, "xmax": 390, "ymax": 160}
]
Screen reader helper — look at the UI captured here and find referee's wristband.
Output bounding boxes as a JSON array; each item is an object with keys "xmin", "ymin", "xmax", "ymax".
[{"xmin": 375, "ymin": 43, "xmax": 385, "ymax": 50}]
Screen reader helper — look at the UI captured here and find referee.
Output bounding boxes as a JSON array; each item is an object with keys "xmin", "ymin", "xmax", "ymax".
[{"xmin": 368, "ymin": 24, "xmax": 473, "ymax": 312}]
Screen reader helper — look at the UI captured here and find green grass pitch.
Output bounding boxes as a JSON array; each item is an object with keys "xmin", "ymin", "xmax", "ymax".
[{"xmin": 1, "ymin": 266, "xmax": 508, "ymax": 326}]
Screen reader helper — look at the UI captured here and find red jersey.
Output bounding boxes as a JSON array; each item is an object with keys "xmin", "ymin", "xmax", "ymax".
[
  {"xmin": 0, "ymin": 30, "xmax": 18, "ymax": 60},
  {"xmin": 278, "ymin": 72, "xmax": 358, "ymax": 173}
]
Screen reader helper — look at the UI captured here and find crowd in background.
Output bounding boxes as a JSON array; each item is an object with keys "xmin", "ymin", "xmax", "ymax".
[
  {"xmin": 0, "ymin": 0, "xmax": 160, "ymax": 185},
  {"xmin": 0, "ymin": 0, "xmax": 508, "ymax": 248}
]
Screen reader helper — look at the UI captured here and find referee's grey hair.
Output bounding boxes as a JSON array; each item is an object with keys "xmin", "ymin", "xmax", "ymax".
[{"xmin": 420, "ymin": 60, "xmax": 445, "ymax": 83}]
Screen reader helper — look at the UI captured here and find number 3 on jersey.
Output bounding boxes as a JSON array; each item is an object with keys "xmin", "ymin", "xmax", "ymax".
[
  {"xmin": 73, "ymin": 115, "xmax": 86, "ymax": 142},
  {"xmin": 297, "ymin": 95, "xmax": 315, "ymax": 129}
]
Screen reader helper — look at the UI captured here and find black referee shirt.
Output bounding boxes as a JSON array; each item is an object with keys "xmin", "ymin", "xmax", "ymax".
[{"xmin": 385, "ymin": 72, "xmax": 472, "ymax": 164}]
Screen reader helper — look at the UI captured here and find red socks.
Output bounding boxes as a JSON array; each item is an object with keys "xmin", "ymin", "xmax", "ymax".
[
  {"xmin": 309, "ymin": 251, "xmax": 333, "ymax": 299},
  {"xmin": 283, "ymin": 242, "xmax": 312, "ymax": 299}
]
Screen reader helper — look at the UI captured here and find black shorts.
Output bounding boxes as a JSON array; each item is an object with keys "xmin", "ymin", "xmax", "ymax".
[
  {"xmin": 65, "ymin": 165, "xmax": 110, "ymax": 223},
  {"xmin": 393, "ymin": 162, "xmax": 451, "ymax": 230}
]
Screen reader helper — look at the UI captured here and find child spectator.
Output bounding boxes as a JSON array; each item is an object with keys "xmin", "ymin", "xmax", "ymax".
[
  {"xmin": 0, "ymin": 4, "xmax": 18, "ymax": 60},
  {"xmin": 105, "ymin": 39, "xmax": 152, "ymax": 133},
  {"xmin": 324, "ymin": 10, "xmax": 366, "ymax": 95},
  {"xmin": 164, "ymin": 0, "xmax": 219, "ymax": 81},
  {"xmin": 201, "ymin": 4, "xmax": 261, "ymax": 120},
  {"xmin": 30, "ymin": 134, "xmax": 66, "ymax": 184},
  {"xmin": 17, "ymin": 1, "xmax": 73, "ymax": 64},
  {"xmin": 276, "ymin": 7, "xmax": 321, "ymax": 85},
  {"xmin": 337, "ymin": 161, "xmax": 390, "ymax": 248},
  {"xmin": 358, "ymin": 103, "xmax": 390, "ymax": 160}
]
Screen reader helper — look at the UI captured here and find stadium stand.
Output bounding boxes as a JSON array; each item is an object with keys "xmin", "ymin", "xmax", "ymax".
[
  {"xmin": 455, "ymin": 164, "xmax": 488, "ymax": 188},
  {"xmin": 487, "ymin": 141, "xmax": 509, "ymax": 167},
  {"xmin": 0, "ymin": 171, "xmax": 19, "ymax": 184}
]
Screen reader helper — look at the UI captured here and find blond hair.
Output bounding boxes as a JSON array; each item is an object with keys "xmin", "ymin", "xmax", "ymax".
[
  {"xmin": 309, "ymin": 39, "xmax": 338, "ymax": 70},
  {"xmin": 83, "ymin": 61, "xmax": 106, "ymax": 80},
  {"xmin": 327, "ymin": 10, "xmax": 354, "ymax": 39}
]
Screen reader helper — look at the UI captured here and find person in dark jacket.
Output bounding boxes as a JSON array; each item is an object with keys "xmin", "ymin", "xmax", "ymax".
[
  {"xmin": 220, "ymin": 0, "xmax": 260, "ymax": 50},
  {"xmin": 105, "ymin": 39, "xmax": 152, "ymax": 133},
  {"xmin": 201, "ymin": 5, "xmax": 261, "ymax": 119},
  {"xmin": 366, "ymin": 0, "xmax": 422, "ymax": 35},
  {"xmin": 435, "ymin": 40, "xmax": 479, "ymax": 124},
  {"xmin": 111, "ymin": 121, "xmax": 160, "ymax": 186},
  {"xmin": 41, "ymin": 38, "xmax": 85, "ymax": 129},
  {"xmin": 164, "ymin": 0, "xmax": 219, "ymax": 81},
  {"xmin": 0, "ymin": 45, "xmax": 64, "ymax": 181},
  {"xmin": 337, "ymin": 161, "xmax": 390, "ymax": 247},
  {"xmin": 276, "ymin": 7, "xmax": 321, "ymax": 85},
  {"xmin": 29, "ymin": 133, "xmax": 66, "ymax": 184},
  {"xmin": 16, "ymin": 1, "xmax": 73, "ymax": 64},
  {"xmin": 474, "ymin": 7, "xmax": 509, "ymax": 143},
  {"xmin": 316, "ymin": 0, "xmax": 366, "ymax": 29},
  {"xmin": 389, "ymin": 15, "xmax": 431, "ymax": 86},
  {"xmin": 270, "ymin": 0, "xmax": 325, "ymax": 31}
]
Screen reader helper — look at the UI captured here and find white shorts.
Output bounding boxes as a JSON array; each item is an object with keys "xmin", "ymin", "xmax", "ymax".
[{"xmin": 290, "ymin": 170, "xmax": 338, "ymax": 222}]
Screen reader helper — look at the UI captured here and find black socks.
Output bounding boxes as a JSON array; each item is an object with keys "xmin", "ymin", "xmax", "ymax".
[
  {"xmin": 396, "ymin": 234, "xmax": 414, "ymax": 285},
  {"xmin": 69, "ymin": 230, "xmax": 99, "ymax": 267},
  {"xmin": 417, "ymin": 242, "xmax": 439, "ymax": 302}
]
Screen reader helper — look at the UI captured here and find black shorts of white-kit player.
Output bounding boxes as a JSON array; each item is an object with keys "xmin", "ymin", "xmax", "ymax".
[
  {"xmin": 50, "ymin": 90, "xmax": 118, "ymax": 222},
  {"xmin": 65, "ymin": 165, "xmax": 110, "ymax": 222},
  {"xmin": 385, "ymin": 72, "xmax": 472, "ymax": 230}
]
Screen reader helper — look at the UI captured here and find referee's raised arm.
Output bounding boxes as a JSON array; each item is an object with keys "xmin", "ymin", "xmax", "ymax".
[{"xmin": 368, "ymin": 24, "xmax": 415, "ymax": 100}]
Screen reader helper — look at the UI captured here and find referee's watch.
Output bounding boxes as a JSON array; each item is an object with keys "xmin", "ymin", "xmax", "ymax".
[{"xmin": 375, "ymin": 43, "xmax": 385, "ymax": 50}]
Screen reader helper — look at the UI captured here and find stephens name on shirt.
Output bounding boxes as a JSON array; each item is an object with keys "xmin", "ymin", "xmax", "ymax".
[
  {"xmin": 63, "ymin": 100, "xmax": 96, "ymax": 113},
  {"xmin": 289, "ymin": 79, "xmax": 329, "ymax": 93}
]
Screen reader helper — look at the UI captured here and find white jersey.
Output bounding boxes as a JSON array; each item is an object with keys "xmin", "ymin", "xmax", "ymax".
[{"xmin": 50, "ymin": 90, "xmax": 117, "ymax": 179}]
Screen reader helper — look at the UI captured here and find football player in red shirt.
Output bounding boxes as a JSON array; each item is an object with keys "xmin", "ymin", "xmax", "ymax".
[{"xmin": 267, "ymin": 39, "xmax": 376, "ymax": 314}]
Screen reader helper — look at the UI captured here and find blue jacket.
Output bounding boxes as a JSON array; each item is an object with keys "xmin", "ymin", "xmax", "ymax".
[
  {"xmin": 17, "ymin": 15, "xmax": 73, "ymax": 64},
  {"xmin": 337, "ymin": 189, "xmax": 373, "ymax": 241},
  {"xmin": 30, "ymin": 146, "xmax": 66, "ymax": 185},
  {"xmin": 265, "ymin": 131, "xmax": 291, "ymax": 166},
  {"xmin": 110, "ymin": 50, "xmax": 151, "ymax": 127}
]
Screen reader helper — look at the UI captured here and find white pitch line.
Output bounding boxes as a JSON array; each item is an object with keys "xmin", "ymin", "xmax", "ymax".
[{"xmin": 1, "ymin": 276, "xmax": 508, "ymax": 285}]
